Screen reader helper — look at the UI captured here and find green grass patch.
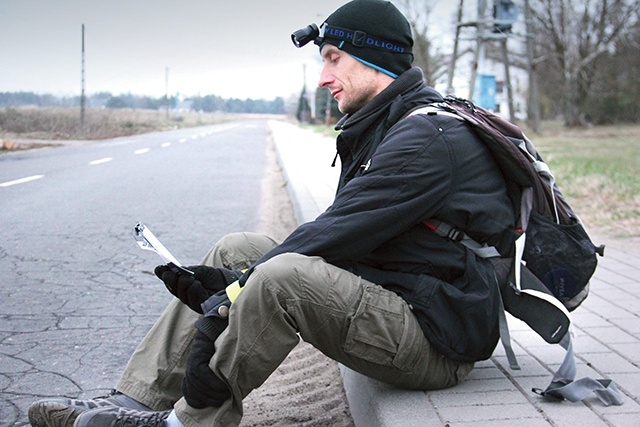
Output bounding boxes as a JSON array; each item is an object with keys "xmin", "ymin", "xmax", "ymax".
[{"xmin": 524, "ymin": 122, "xmax": 639, "ymax": 235}]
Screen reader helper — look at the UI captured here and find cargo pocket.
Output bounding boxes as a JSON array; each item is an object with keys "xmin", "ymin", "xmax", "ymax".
[{"xmin": 344, "ymin": 284, "xmax": 421, "ymax": 371}]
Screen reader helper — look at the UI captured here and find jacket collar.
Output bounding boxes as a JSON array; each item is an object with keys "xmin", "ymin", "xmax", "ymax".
[{"xmin": 335, "ymin": 67, "xmax": 433, "ymax": 131}]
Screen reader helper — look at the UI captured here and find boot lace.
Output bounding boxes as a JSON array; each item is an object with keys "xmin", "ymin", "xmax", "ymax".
[{"xmin": 114, "ymin": 409, "xmax": 170, "ymax": 427}]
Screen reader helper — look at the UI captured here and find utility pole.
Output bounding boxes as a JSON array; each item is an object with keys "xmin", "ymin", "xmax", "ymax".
[
  {"xmin": 297, "ymin": 64, "xmax": 311, "ymax": 123},
  {"xmin": 80, "ymin": 24, "xmax": 86, "ymax": 129},
  {"xmin": 501, "ymin": 38, "xmax": 515, "ymax": 122},
  {"xmin": 458, "ymin": 0, "xmax": 518, "ymax": 120},
  {"xmin": 446, "ymin": 0, "xmax": 465, "ymax": 95},
  {"xmin": 468, "ymin": 0, "xmax": 487, "ymax": 101},
  {"xmin": 165, "ymin": 67, "xmax": 169, "ymax": 120},
  {"xmin": 524, "ymin": 0, "xmax": 540, "ymax": 132}
]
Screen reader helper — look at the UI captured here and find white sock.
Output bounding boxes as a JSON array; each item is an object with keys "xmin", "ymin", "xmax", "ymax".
[{"xmin": 165, "ymin": 410, "xmax": 184, "ymax": 427}]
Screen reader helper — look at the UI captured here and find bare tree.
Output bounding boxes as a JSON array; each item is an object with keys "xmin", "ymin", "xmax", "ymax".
[
  {"xmin": 530, "ymin": 0, "xmax": 640, "ymax": 126},
  {"xmin": 396, "ymin": 0, "xmax": 458, "ymax": 87}
]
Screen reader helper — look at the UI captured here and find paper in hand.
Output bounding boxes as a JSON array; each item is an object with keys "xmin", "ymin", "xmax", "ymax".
[{"xmin": 133, "ymin": 222, "xmax": 194, "ymax": 275}]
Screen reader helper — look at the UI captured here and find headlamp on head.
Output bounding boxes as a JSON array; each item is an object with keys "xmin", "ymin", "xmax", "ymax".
[
  {"xmin": 291, "ymin": 23, "xmax": 321, "ymax": 48},
  {"xmin": 291, "ymin": 22, "xmax": 409, "ymax": 56},
  {"xmin": 291, "ymin": 1, "xmax": 414, "ymax": 77}
]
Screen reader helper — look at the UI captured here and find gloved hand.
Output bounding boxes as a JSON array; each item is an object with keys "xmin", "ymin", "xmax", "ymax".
[
  {"xmin": 154, "ymin": 265, "xmax": 241, "ymax": 313},
  {"xmin": 182, "ymin": 318, "xmax": 231, "ymax": 409}
]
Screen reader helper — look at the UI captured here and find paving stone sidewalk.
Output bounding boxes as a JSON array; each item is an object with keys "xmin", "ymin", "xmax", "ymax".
[{"xmin": 269, "ymin": 120, "xmax": 640, "ymax": 427}]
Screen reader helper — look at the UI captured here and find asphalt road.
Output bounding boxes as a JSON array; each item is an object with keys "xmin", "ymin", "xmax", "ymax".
[{"xmin": 0, "ymin": 119, "xmax": 270, "ymax": 426}]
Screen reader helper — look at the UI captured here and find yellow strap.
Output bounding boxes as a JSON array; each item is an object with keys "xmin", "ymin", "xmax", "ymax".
[
  {"xmin": 225, "ymin": 269, "xmax": 248, "ymax": 304},
  {"xmin": 225, "ymin": 280, "xmax": 243, "ymax": 303}
]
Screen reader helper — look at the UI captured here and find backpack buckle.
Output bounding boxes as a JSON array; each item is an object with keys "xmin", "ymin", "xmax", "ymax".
[{"xmin": 446, "ymin": 227, "xmax": 464, "ymax": 242}]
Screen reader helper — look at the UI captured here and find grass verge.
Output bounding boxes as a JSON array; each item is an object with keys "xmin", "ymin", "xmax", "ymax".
[
  {"xmin": 528, "ymin": 121, "xmax": 639, "ymax": 238},
  {"xmin": 0, "ymin": 106, "xmax": 255, "ymax": 142}
]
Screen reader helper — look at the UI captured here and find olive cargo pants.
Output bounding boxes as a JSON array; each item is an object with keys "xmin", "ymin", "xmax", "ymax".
[{"xmin": 116, "ymin": 233, "xmax": 473, "ymax": 427}]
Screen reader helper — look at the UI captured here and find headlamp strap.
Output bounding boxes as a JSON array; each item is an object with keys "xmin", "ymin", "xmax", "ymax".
[{"xmin": 318, "ymin": 24, "xmax": 410, "ymax": 54}]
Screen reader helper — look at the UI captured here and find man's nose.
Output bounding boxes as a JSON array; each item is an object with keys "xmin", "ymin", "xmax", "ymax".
[{"xmin": 318, "ymin": 65, "xmax": 332, "ymax": 88}]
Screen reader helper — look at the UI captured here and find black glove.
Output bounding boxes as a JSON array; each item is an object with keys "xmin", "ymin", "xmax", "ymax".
[
  {"xmin": 182, "ymin": 318, "xmax": 231, "ymax": 409},
  {"xmin": 154, "ymin": 265, "xmax": 241, "ymax": 314}
]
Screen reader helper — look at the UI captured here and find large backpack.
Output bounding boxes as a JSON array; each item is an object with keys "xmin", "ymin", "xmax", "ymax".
[{"xmin": 408, "ymin": 96, "xmax": 622, "ymax": 406}]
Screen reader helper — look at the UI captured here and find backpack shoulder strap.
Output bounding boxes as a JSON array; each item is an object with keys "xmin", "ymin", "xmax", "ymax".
[
  {"xmin": 535, "ymin": 333, "xmax": 624, "ymax": 406},
  {"xmin": 405, "ymin": 105, "xmax": 465, "ymax": 121},
  {"xmin": 424, "ymin": 219, "xmax": 500, "ymax": 259},
  {"xmin": 502, "ymin": 260, "xmax": 624, "ymax": 406}
]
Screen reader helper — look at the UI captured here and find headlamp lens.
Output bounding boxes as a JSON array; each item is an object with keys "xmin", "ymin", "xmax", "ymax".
[{"xmin": 291, "ymin": 23, "xmax": 319, "ymax": 48}]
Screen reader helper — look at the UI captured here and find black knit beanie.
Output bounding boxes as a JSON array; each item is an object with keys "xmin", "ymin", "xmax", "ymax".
[{"xmin": 321, "ymin": 0, "xmax": 413, "ymax": 77}]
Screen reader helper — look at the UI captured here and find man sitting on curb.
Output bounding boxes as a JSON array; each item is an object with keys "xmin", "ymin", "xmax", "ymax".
[{"xmin": 29, "ymin": 1, "xmax": 514, "ymax": 426}]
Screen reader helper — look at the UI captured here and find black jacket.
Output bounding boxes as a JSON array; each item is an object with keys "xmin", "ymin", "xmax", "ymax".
[{"xmin": 244, "ymin": 68, "xmax": 515, "ymax": 362}]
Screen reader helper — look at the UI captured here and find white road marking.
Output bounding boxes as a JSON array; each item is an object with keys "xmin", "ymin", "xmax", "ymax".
[
  {"xmin": 3, "ymin": 133, "xmax": 202, "ymax": 190},
  {"xmin": 0, "ymin": 174, "xmax": 45, "ymax": 187},
  {"xmin": 89, "ymin": 158, "xmax": 112, "ymax": 165}
]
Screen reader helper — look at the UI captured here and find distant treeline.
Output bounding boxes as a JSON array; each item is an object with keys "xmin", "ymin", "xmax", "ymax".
[{"xmin": 0, "ymin": 92, "xmax": 286, "ymax": 115}]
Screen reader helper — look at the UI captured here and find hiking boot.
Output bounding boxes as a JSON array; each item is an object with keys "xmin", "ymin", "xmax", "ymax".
[
  {"xmin": 73, "ymin": 407, "xmax": 171, "ymax": 427},
  {"xmin": 28, "ymin": 390, "xmax": 150, "ymax": 427}
]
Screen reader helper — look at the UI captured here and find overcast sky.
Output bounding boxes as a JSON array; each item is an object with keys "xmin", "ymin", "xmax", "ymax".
[{"xmin": 0, "ymin": 0, "xmax": 462, "ymax": 100}]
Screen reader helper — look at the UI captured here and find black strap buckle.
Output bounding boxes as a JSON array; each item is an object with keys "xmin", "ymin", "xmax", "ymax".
[{"xmin": 353, "ymin": 31, "xmax": 366, "ymax": 47}]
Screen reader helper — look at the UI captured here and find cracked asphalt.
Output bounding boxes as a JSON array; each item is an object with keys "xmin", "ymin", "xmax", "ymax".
[{"xmin": 0, "ymin": 120, "xmax": 270, "ymax": 426}]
